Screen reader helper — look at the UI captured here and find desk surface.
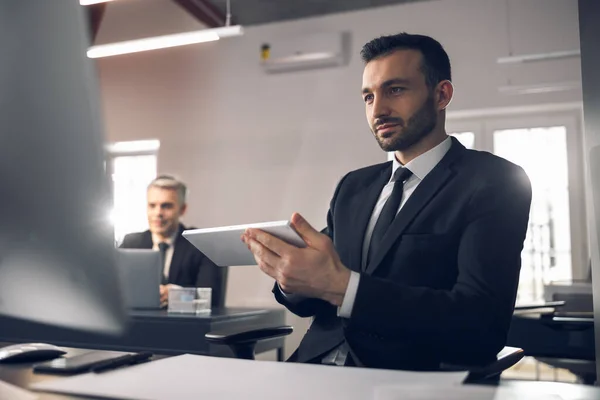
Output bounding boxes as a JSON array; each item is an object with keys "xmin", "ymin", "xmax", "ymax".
[
  {"xmin": 1, "ymin": 348, "xmax": 600, "ymax": 400},
  {"xmin": 508, "ymin": 313, "xmax": 595, "ymax": 360},
  {"xmin": 129, "ymin": 307, "xmax": 274, "ymax": 319},
  {"xmin": 0, "ymin": 307, "xmax": 286, "ymax": 357}
]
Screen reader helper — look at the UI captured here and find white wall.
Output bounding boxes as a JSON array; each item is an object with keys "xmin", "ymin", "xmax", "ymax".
[{"xmin": 96, "ymin": 0, "xmax": 582, "ymax": 357}]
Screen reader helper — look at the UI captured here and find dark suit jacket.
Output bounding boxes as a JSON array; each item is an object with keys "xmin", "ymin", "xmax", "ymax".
[
  {"xmin": 120, "ymin": 224, "xmax": 226, "ymax": 308},
  {"xmin": 275, "ymin": 138, "xmax": 532, "ymax": 370}
]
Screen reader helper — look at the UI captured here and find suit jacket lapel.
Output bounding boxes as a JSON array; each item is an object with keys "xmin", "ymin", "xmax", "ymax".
[
  {"xmin": 168, "ymin": 224, "xmax": 186, "ymax": 283},
  {"xmin": 141, "ymin": 231, "xmax": 153, "ymax": 248},
  {"xmin": 346, "ymin": 165, "xmax": 391, "ymax": 272},
  {"xmin": 365, "ymin": 138, "xmax": 465, "ymax": 275}
]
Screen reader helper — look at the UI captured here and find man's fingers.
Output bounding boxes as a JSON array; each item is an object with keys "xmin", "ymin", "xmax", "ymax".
[
  {"xmin": 159, "ymin": 285, "xmax": 169, "ymax": 303},
  {"xmin": 242, "ymin": 234, "xmax": 278, "ymax": 279},
  {"xmin": 257, "ymin": 260, "xmax": 278, "ymax": 280},
  {"xmin": 290, "ymin": 212, "xmax": 322, "ymax": 246},
  {"xmin": 246, "ymin": 228, "xmax": 292, "ymax": 256},
  {"xmin": 247, "ymin": 236, "xmax": 279, "ymax": 273}
]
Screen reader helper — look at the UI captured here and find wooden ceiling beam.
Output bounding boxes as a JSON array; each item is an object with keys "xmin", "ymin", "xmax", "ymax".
[{"xmin": 171, "ymin": 0, "xmax": 226, "ymax": 28}]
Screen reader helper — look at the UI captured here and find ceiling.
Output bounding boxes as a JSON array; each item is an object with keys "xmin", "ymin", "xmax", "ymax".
[
  {"xmin": 86, "ymin": 0, "xmax": 430, "ymax": 42},
  {"xmin": 206, "ymin": 0, "xmax": 427, "ymax": 26}
]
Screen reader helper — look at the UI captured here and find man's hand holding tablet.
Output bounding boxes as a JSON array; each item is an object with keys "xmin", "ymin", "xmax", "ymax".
[{"xmin": 241, "ymin": 213, "xmax": 352, "ymax": 306}]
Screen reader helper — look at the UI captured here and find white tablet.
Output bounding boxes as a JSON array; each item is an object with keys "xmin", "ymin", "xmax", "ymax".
[{"xmin": 182, "ymin": 220, "xmax": 306, "ymax": 267}]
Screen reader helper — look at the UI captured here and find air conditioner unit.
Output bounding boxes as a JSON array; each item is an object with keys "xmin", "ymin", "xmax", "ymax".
[{"xmin": 261, "ymin": 31, "xmax": 350, "ymax": 74}]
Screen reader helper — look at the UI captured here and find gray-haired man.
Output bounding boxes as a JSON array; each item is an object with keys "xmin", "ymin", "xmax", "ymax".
[{"xmin": 120, "ymin": 175, "xmax": 224, "ymax": 306}]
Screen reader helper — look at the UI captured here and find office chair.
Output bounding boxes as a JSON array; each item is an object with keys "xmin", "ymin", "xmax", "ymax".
[
  {"xmin": 510, "ymin": 295, "xmax": 596, "ymax": 384},
  {"xmin": 211, "ymin": 267, "xmax": 229, "ymax": 309},
  {"xmin": 205, "ymin": 326, "xmax": 524, "ymax": 383}
]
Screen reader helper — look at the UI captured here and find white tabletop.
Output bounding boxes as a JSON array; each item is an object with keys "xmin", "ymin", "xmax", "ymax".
[{"xmin": 30, "ymin": 354, "xmax": 599, "ymax": 400}]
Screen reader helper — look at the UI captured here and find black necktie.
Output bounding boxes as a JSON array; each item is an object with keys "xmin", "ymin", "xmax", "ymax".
[
  {"xmin": 367, "ymin": 167, "xmax": 413, "ymax": 265},
  {"xmin": 158, "ymin": 242, "xmax": 170, "ymax": 285}
]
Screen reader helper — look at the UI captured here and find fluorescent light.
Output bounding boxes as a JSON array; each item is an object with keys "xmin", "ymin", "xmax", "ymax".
[
  {"xmin": 106, "ymin": 140, "xmax": 160, "ymax": 154},
  {"xmin": 80, "ymin": 0, "xmax": 114, "ymax": 5},
  {"xmin": 497, "ymin": 49, "xmax": 580, "ymax": 64},
  {"xmin": 87, "ymin": 25, "xmax": 243, "ymax": 58},
  {"xmin": 498, "ymin": 81, "xmax": 581, "ymax": 95}
]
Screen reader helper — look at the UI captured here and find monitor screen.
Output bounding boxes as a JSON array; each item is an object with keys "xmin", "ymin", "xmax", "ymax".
[{"xmin": 0, "ymin": 1, "xmax": 126, "ymax": 334}]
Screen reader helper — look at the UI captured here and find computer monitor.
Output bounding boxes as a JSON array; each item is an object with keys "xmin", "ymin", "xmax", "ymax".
[
  {"xmin": 0, "ymin": 2, "xmax": 127, "ymax": 334},
  {"xmin": 579, "ymin": 0, "xmax": 600, "ymax": 383}
]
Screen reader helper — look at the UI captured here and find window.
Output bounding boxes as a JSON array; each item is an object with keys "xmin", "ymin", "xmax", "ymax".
[
  {"xmin": 447, "ymin": 110, "xmax": 586, "ymax": 303},
  {"xmin": 493, "ymin": 126, "xmax": 572, "ymax": 302},
  {"xmin": 383, "ymin": 110, "xmax": 586, "ymax": 303},
  {"xmin": 106, "ymin": 140, "xmax": 159, "ymax": 245}
]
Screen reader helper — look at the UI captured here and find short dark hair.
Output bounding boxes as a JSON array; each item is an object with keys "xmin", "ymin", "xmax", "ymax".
[{"xmin": 360, "ymin": 33, "xmax": 451, "ymax": 89}]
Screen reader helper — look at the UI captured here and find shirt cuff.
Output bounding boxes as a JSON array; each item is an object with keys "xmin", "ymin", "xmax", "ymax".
[
  {"xmin": 277, "ymin": 283, "xmax": 306, "ymax": 304},
  {"xmin": 337, "ymin": 271, "xmax": 360, "ymax": 318}
]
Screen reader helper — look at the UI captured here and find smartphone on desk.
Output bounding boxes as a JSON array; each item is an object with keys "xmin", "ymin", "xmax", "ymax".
[{"xmin": 33, "ymin": 351, "xmax": 132, "ymax": 375}]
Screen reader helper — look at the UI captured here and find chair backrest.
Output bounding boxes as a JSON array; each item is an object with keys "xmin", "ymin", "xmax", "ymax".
[
  {"xmin": 440, "ymin": 346, "xmax": 525, "ymax": 383},
  {"xmin": 466, "ymin": 347, "xmax": 524, "ymax": 382},
  {"xmin": 212, "ymin": 266, "xmax": 229, "ymax": 309}
]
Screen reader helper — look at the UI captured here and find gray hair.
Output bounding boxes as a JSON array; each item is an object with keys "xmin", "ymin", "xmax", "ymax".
[{"xmin": 148, "ymin": 175, "xmax": 187, "ymax": 205}]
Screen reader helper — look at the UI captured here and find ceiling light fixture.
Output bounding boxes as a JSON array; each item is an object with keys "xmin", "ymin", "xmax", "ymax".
[
  {"xmin": 497, "ymin": 49, "xmax": 581, "ymax": 64},
  {"xmin": 87, "ymin": 0, "xmax": 243, "ymax": 58},
  {"xmin": 87, "ymin": 25, "xmax": 242, "ymax": 58},
  {"xmin": 80, "ymin": 0, "xmax": 114, "ymax": 5},
  {"xmin": 498, "ymin": 81, "xmax": 581, "ymax": 95}
]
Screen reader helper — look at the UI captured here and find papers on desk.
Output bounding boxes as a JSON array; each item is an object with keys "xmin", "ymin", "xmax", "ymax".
[{"xmin": 31, "ymin": 354, "xmax": 468, "ymax": 400}]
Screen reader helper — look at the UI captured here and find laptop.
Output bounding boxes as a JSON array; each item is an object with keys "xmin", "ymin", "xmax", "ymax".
[{"xmin": 116, "ymin": 249, "xmax": 162, "ymax": 309}]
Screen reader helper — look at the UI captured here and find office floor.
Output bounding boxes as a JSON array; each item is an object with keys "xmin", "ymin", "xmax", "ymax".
[{"xmin": 503, "ymin": 357, "xmax": 578, "ymax": 383}]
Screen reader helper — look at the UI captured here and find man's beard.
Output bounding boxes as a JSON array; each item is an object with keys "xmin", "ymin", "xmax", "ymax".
[{"xmin": 372, "ymin": 94, "xmax": 438, "ymax": 152}]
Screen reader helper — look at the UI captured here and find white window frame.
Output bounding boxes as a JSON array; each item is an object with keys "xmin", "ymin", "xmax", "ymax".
[
  {"xmin": 105, "ymin": 140, "xmax": 160, "ymax": 244},
  {"xmin": 447, "ymin": 105, "xmax": 588, "ymax": 280},
  {"xmin": 105, "ymin": 140, "xmax": 160, "ymax": 177}
]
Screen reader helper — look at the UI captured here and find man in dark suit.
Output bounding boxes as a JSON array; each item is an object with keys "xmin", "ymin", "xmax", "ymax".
[
  {"xmin": 241, "ymin": 33, "xmax": 532, "ymax": 370},
  {"xmin": 120, "ymin": 175, "xmax": 223, "ymax": 306}
]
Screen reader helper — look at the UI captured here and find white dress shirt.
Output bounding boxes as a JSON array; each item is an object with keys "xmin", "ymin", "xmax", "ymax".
[{"xmin": 152, "ymin": 231, "xmax": 178, "ymax": 281}]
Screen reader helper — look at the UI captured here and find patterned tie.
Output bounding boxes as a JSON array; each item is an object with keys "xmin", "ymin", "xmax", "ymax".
[
  {"xmin": 367, "ymin": 167, "xmax": 413, "ymax": 265},
  {"xmin": 158, "ymin": 242, "xmax": 170, "ymax": 285}
]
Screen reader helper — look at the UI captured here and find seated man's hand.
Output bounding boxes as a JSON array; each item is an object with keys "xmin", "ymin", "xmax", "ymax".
[
  {"xmin": 241, "ymin": 212, "xmax": 351, "ymax": 306},
  {"xmin": 159, "ymin": 284, "xmax": 183, "ymax": 306},
  {"xmin": 160, "ymin": 284, "xmax": 169, "ymax": 304}
]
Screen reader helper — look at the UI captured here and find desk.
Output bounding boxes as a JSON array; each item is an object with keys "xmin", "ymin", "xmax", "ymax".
[
  {"xmin": 0, "ymin": 346, "xmax": 124, "ymax": 400},
  {"xmin": 1, "ymin": 347, "xmax": 599, "ymax": 400},
  {"xmin": 0, "ymin": 307, "xmax": 286, "ymax": 360},
  {"xmin": 507, "ymin": 313, "xmax": 596, "ymax": 384}
]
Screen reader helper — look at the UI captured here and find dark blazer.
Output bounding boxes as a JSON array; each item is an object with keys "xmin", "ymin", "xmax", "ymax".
[
  {"xmin": 120, "ymin": 224, "xmax": 227, "ymax": 308},
  {"xmin": 275, "ymin": 138, "xmax": 532, "ymax": 370}
]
